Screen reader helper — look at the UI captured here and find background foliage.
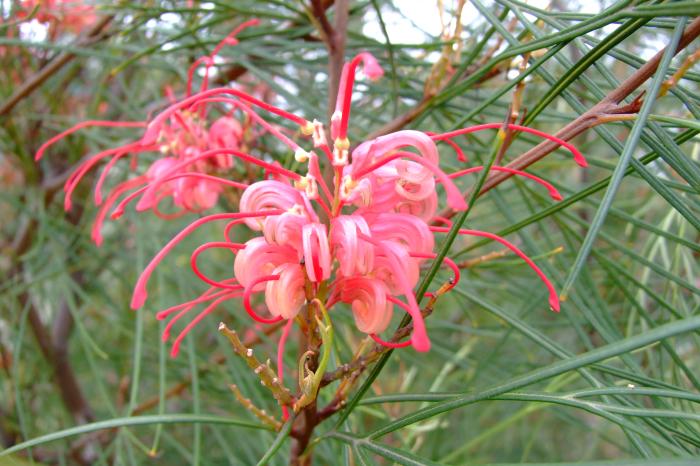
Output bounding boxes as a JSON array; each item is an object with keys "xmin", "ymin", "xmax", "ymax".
[{"xmin": 1, "ymin": 0, "xmax": 699, "ymax": 465}]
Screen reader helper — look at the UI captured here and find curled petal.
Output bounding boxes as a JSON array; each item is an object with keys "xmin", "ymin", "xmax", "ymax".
[
  {"xmin": 366, "ymin": 213, "xmax": 434, "ymax": 256},
  {"xmin": 265, "ymin": 264, "xmax": 306, "ymax": 319},
  {"xmin": 302, "ymin": 223, "xmax": 331, "ymax": 282},
  {"xmin": 358, "ymin": 234, "xmax": 430, "ymax": 352},
  {"xmin": 262, "ymin": 211, "xmax": 308, "ymax": 248},
  {"xmin": 239, "ymin": 180, "xmax": 314, "ymax": 230},
  {"xmin": 234, "ymin": 237, "xmax": 298, "ymax": 291},
  {"xmin": 351, "ymin": 130, "xmax": 438, "ymax": 177},
  {"xmin": 336, "ymin": 277, "xmax": 393, "ymax": 334},
  {"xmin": 330, "ymin": 215, "xmax": 374, "ymax": 277}
]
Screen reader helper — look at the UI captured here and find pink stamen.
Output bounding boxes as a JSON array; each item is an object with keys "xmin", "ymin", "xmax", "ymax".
[
  {"xmin": 277, "ymin": 318, "xmax": 294, "ymax": 420},
  {"xmin": 243, "ymin": 275, "xmax": 284, "ymax": 324},
  {"xmin": 161, "ymin": 172, "xmax": 250, "ymax": 190},
  {"xmin": 410, "ymin": 252, "xmax": 461, "ymax": 291},
  {"xmin": 447, "ymin": 165, "xmax": 563, "ymax": 201},
  {"xmin": 430, "ymin": 216, "xmax": 453, "ymax": 227},
  {"xmin": 35, "ymin": 120, "xmax": 146, "ymax": 161},
  {"xmin": 110, "ymin": 185, "xmax": 147, "ymax": 219},
  {"xmin": 430, "ymin": 226, "xmax": 560, "ymax": 312},
  {"xmin": 430, "ymin": 123, "xmax": 586, "ymax": 167},
  {"xmin": 192, "ymin": 98, "xmax": 300, "ymax": 151},
  {"xmin": 136, "ymin": 149, "xmax": 300, "ymax": 211},
  {"xmin": 370, "ymin": 334, "xmax": 411, "ymax": 348},
  {"xmin": 307, "ymin": 154, "xmax": 333, "ymax": 204},
  {"xmin": 131, "ymin": 210, "xmax": 284, "ymax": 309},
  {"xmin": 156, "ymin": 282, "xmax": 238, "ymax": 321},
  {"xmin": 223, "ymin": 219, "xmax": 245, "ymax": 243},
  {"xmin": 64, "ymin": 142, "xmax": 149, "ymax": 211},
  {"xmin": 186, "ymin": 56, "xmax": 212, "ymax": 97},
  {"xmin": 160, "ymin": 288, "xmax": 239, "ymax": 341},
  {"xmin": 143, "ymin": 88, "xmax": 308, "ymax": 146},
  {"xmin": 186, "ymin": 19, "xmax": 260, "ymax": 97},
  {"xmin": 190, "ymin": 241, "xmax": 246, "ymax": 289},
  {"xmin": 91, "ymin": 176, "xmax": 147, "ymax": 246},
  {"xmin": 369, "ymin": 296, "xmax": 415, "ymax": 349},
  {"xmin": 313, "ymin": 194, "xmax": 333, "ymax": 219},
  {"xmin": 425, "ymin": 131, "xmax": 467, "ymax": 162},
  {"xmin": 170, "ymin": 293, "xmax": 242, "ymax": 358},
  {"xmin": 94, "ymin": 150, "xmax": 130, "ymax": 206}
]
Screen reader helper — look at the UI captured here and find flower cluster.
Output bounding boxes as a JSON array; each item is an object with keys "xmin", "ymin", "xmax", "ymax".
[
  {"xmin": 38, "ymin": 23, "xmax": 585, "ymax": 361},
  {"xmin": 35, "ymin": 20, "xmax": 278, "ymax": 244}
]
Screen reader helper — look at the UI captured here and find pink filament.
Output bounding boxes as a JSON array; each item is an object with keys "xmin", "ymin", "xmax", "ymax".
[
  {"xmin": 136, "ymin": 149, "xmax": 300, "ymax": 211},
  {"xmin": 170, "ymin": 293, "xmax": 242, "ymax": 358},
  {"xmin": 242, "ymin": 275, "xmax": 284, "ymax": 324},
  {"xmin": 143, "ymin": 88, "xmax": 308, "ymax": 146},
  {"xmin": 370, "ymin": 296, "xmax": 415, "ymax": 349},
  {"xmin": 156, "ymin": 281, "xmax": 238, "ymax": 321},
  {"xmin": 131, "ymin": 210, "xmax": 284, "ymax": 309},
  {"xmin": 425, "ymin": 131, "xmax": 467, "ymax": 162},
  {"xmin": 110, "ymin": 185, "xmax": 148, "ymax": 219},
  {"xmin": 64, "ymin": 142, "xmax": 149, "ymax": 211},
  {"xmin": 160, "ymin": 288, "xmax": 240, "ymax": 341},
  {"xmin": 447, "ymin": 165, "xmax": 563, "ymax": 201},
  {"xmin": 431, "ymin": 123, "xmax": 586, "ymax": 167},
  {"xmin": 94, "ymin": 151, "xmax": 130, "ymax": 205},
  {"xmin": 190, "ymin": 241, "xmax": 246, "ymax": 289},
  {"xmin": 161, "ymin": 172, "xmax": 250, "ymax": 190},
  {"xmin": 410, "ymin": 252, "xmax": 461, "ymax": 291},
  {"xmin": 191, "ymin": 97, "xmax": 300, "ymax": 151},
  {"xmin": 186, "ymin": 19, "xmax": 260, "ymax": 96},
  {"xmin": 430, "ymin": 216, "xmax": 453, "ymax": 227},
  {"xmin": 35, "ymin": 120, "xmax": 146, "ymax": 161},
  {"xmin": 430, "ymin": 226, "xmax": 560, "ymax": 312},
  {"xmin": 91, "ymin": 176, "xmax": 147, "ymax": 246}
]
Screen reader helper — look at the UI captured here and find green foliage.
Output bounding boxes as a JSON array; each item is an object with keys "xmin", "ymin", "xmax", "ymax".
[{"xmin": 1, "ymin": 1, "xmax": 698, "ymax": 464}]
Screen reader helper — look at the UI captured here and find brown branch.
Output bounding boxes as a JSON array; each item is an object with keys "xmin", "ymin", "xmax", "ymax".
[
  {"xmin": 476, "ymin": 16, "xmax": 700, "ymax": 196},
  {"xmin": 0, "ymin": 14, "xmax": 114, "ymax": 117}
]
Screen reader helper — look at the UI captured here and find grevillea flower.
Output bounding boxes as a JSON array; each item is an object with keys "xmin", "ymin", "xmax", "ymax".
[
  {"xmin": 33, "ymin": 19, "xmax": 288, "ymax": 245},
  {"xmin": 91, "ymin": 40, "xmax": 586, "ymax": 359}
]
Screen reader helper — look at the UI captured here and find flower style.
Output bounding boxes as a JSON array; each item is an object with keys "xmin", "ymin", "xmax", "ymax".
[{"xmin": 95, "ymin": 44, "xmax": 586, "ymax": 358}]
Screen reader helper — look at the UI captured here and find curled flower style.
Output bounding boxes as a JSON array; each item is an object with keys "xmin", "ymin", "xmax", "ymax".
[{"xmin": 43, "ymin": 23, "xmax": 586, "ymax": 357}]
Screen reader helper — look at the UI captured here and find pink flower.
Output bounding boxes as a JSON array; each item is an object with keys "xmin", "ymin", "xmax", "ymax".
[
  {"xmin": 44, "ymin": 24, "xmax": 586, "ymax": 358},
  {"xmin": 34, "ymin": 21, "xmax": 277, "ymax": 245},
  {"xmin": 126, "ymin": 42, "xmax": 583, "ymax": 355}
]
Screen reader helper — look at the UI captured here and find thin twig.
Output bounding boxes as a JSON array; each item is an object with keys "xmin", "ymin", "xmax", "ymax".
[{"xmin": 0, "ymin": 15, "xmax": 114, "ymax": 117}]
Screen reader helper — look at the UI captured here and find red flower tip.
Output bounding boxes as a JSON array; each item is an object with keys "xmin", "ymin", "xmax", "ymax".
[{"xmin": 549, "ymin": 295, "xmax": 561, "ymax": 312}]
